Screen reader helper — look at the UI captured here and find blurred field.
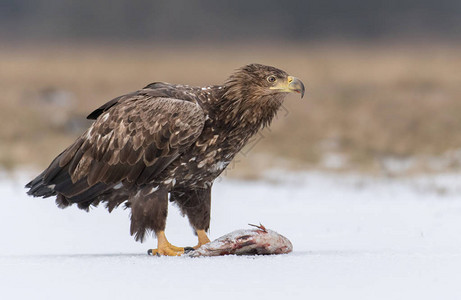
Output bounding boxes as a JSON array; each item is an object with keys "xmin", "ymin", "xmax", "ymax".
[{"xmin": 1, "ymin": 42, "xmax": 461, "ymax": 177}]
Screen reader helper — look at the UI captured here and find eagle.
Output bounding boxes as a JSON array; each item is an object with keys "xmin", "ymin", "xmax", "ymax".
[{"xmin": 26, "ymin": 64, "xmax": 305, "ymax": 256}]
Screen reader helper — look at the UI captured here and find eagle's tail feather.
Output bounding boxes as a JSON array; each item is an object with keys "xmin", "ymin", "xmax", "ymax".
[
  {"xmin": 26, "ymin": 162, "xmax": 117, "ymax": 213},
  {"xmin": 25, "ymin": 171, "xmax": 57, "ymax": 198}
]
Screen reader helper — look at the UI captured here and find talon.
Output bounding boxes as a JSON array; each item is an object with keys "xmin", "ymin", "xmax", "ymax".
[
  {"xmin": 184, "ymin": 247, "xmax": 195, "ymax": 253},
  {"xmin": 149, "ymin": 246, "xmax": 184, "ymax": 256},
  {"xmin": 148, "ymin": 231, "xmax": 185, "ymax": 256}
]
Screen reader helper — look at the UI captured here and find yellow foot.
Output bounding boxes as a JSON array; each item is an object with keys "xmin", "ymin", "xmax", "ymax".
[
  {"xmin": 148, "ymin": 245, "xmax": 184, "ymax": 256},
  {"xmin": 147, "ymin": 231, "xmax": 185, "ymax": 256},
  {"xmin": 193, "ymin": 229, "xmax": 211, "ymax": 250}
]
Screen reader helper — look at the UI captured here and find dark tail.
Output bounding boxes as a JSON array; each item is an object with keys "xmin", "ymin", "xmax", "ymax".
[
  {"xmin": 25, "ymin": 146, "xmax": 114, "ymax": 211},
  {"xmin": 25, "ymin": 157, "xmax": 112, "ymax": 211},
  {"xmin": 25, "ymin": 171, "xmax": 57, "ymax": 198}
]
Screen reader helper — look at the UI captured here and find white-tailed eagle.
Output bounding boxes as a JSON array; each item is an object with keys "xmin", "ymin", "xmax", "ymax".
[{"xmin": 26, "ymin": 64, "xmax": 305, "ymax": 255}]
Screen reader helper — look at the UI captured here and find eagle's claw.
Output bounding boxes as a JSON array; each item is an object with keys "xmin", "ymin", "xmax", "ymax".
[{"xmin": 184, "ymin": 247, "xmax": 195, "ymax": 253}]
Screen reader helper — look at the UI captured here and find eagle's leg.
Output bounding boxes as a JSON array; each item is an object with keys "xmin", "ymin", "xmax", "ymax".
[
  {"xmin": 194, "ymin": 229, "xmax": 211, "ymax": 249},
  {"xmin": 170, "ymin": 186, "xmax": 212, "ymax": 250},
  {"xmin": 130, "ymin": 187, "xmax": 185, "ymax": 256}
]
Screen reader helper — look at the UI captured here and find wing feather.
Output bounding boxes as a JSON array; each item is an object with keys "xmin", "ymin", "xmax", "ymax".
[{"xmin": 43, "ymin": 96, "xmax": 205, "ymax": 202}]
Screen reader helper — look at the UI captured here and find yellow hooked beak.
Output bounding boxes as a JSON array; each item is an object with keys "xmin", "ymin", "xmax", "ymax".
[{"xmin": 270, "ymin": 75, "xmax": 305, "ymax": 98}]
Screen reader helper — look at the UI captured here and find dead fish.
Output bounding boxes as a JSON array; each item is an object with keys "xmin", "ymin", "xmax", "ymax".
[{"xmin": 184, "ymin": 224, "xmax": 293, "ymax": 257}]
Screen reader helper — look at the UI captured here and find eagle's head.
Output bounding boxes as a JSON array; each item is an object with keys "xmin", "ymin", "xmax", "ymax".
[
  {"xmin": 220, "ymin": 64, "xmax": 305, "ymax": 127},
  {"xmin": 224, "ymin": 63, "xmax": 305, "ymax": 102}
]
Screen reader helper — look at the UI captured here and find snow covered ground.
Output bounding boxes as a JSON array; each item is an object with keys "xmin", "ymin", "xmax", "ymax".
[{"xmin": 1, "ymin": 171, "xmax": 461, "ymax": 300}]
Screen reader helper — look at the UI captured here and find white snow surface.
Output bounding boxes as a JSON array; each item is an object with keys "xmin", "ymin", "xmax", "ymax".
[{"xmin": 1, "ymin": 171, "xmax": 461, "ymax": 299}]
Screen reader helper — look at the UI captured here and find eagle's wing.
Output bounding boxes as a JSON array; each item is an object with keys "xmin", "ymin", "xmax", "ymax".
[
  {"xmin": 28, "ymin": 96, "xmax": 205, "ymax": 204},
  {"xmin": 86, "ymin": 82, "xmax": 196, "ymax": 120}
]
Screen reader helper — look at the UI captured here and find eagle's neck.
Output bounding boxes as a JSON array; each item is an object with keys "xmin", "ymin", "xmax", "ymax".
[{"xmin": 206, "ymin": 86, "xmax": 285, "ymax": 132}]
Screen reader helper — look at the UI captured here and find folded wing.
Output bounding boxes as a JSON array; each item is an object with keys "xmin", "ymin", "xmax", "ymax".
[{"xmin": 27, "ymin": 96, "xmax": 205, "ymax": 205}]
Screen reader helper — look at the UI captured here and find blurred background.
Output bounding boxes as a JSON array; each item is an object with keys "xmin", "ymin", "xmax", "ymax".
[
  {"xmin": 1, "ymin": 0, "xmax": 461, "ymax": 177},
  {"xmin": 3, "ymin": 2, "xmax": 461, "ymax": 295}
]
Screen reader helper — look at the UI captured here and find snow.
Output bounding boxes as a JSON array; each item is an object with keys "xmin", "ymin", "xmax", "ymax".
[{"xmin": 1, "ymin": 171, "xmax": 461, "ymax": 299}]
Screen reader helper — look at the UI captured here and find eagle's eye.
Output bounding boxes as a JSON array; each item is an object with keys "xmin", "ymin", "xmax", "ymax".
[{"xmin": 267, "ymin": 75, "xmax": 277, "ymax": 83}]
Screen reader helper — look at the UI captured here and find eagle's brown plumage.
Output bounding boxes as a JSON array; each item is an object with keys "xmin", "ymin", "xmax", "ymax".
[{"xmin": 26, "ymin": 64, "xmax": 305, "ymax": 247}]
